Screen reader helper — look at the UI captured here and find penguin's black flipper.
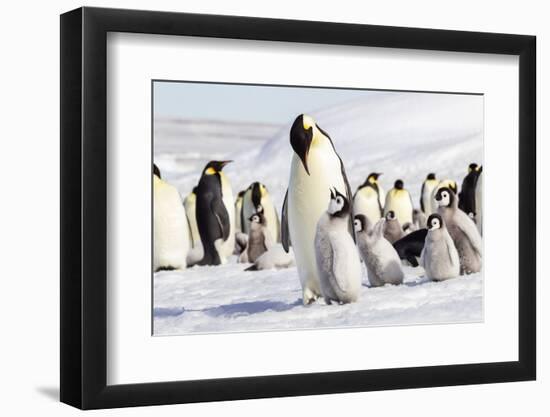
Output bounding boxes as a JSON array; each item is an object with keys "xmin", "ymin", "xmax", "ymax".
[
  {"xmin": 338, "ymin": 156, "xmax": 356, "ymax": 243},
  {"xmin": 420, "ymin": 182, "xmax": 426, "ymax": 213},
  {"xmin": 281, "ymin": 189, "xmax": 290, "ymax": 252},
  {"xmin": 211, "ymin": 198, "xmax": 231, "ymax": 241}
]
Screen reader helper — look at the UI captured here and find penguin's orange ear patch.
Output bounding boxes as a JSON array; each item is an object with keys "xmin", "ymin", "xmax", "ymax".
[{"xmin": 205, "ymin": 167, "xmax": 216, "ymax": 175}]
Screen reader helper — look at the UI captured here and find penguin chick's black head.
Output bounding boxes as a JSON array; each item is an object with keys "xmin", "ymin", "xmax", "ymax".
[
  {"xmin": 427, "ymin": 213, "xmax": 443, "ymax": 230},
  {"xmin": 434, "ymin": 187, "xmax": 455, "ymax": 207},
  {"xmin": 354, "ymin": 214, "xmax": 368, "ymax": 232},
  {"xmin": 386, "ymin": 210, "xmax": 396, "ymax": 220},
  {"xmin": 153, "ymin": 164, "xmax": 161, "ymax": 178},
  {"xmin": 468, "ymin": 163, "xmax": 479, "ymax": 173},
  {"xmin": 290, "ymin": 114, "xmax": 314, "ymax": 175},
  {"xmin": 328, "ymin": 188, "xmax": 350, "ymax": 218},
  {"xmin": 203, "ymin": 160, "xmax": 232, "ymax": 175},
  {"xmin": 427, "ymin": 173, "xmax": 436, "ymax": 180},
  {"xmin": 394, "ymin": 179, "xmax": 404, "ymax": 190},
  {"xmin": 249, "ymin": 212, "xmax": 265, "ymax": 224}
]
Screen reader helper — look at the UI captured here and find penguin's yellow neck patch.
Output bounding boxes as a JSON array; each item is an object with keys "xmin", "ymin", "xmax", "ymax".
[
  {"xmin": 368, "ymin": 177, "xmax": 376, "ymax": 185},
  {"xmin": 302, "ymin": 114, "xmax": 314, "ymax": 130},
  {"xmin": 260, "ymin": 184, "xmax": 266, "ymax": 197},
  {"xmin": 205, "ymin": 167, "xmax": 216, "ymax": 175}
]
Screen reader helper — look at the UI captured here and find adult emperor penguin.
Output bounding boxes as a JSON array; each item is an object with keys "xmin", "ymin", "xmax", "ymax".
[
  {"xmin": 475, "ymin": 167, "xmax": 483, "ymax": 235},
  {"xmin": 458, "ymin": 163, "xmax": 482, "ymax": 217},
  {"xmin": 183, "ymin": 186, "xmax": 200, "ymax": 248},
  {"xmin": 195, "ymin": 160, "xmax": 235, "ymax": 265},
  {"xmin": 384, "ymin": 179, "xmax": 413, "ymax": 226},
  {"xmin": 383, "ymin": 210, "xmax": 405, "ymax": 244},
  {"xmin": 435, "ymin": 187, "xmax": 482, "ymax": 274},
  {"xmin": 421, "ymin": 213, "xmax": 460, "ymax": 281},
  {"xmin": 429, "ymin": 179, "xmax": 458, "ymax": 214},
  {"xmin": 241, "ymin": 182, "xmax": 280, "ymax": 242},
  {"xmin": 234, "ymin": 190, "xmax": 246, "ymax": 233},
  {"xmin": 393, "ymin": 228, "xmax": 428, "ymax": 267},
  {"xmin": 153, "ymin": 164, "xmax": 190, "ymax": 271},
  {"xmin": 355, "ymin": 215, "xmax": 404, "ymax": 287},
  {"xmin": 315, "ymin": 189, "xmax": 361, "ymax": 304},
  {"xmin": 281, "ymin": 114, "xmax": 354, "ymax": 305},
  {"xmin": 420, "ymin": 173, "xmax": 438, "ymax": 215},
  {"xmin": 353, "ymin": 172, "xmax": 384, "ymax": 226}
]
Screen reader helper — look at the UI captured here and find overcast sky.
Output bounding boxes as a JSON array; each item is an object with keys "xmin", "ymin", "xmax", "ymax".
[{"xmin": 153, "ymin": 80, "xmax": 375, "ymax": 125}]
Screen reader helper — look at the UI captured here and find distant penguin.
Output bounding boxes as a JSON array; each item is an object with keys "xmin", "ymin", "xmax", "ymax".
[
  {"xmin": 355, "ymin": 215, "xmax": 404, "ymax": 287},
  {"xmin": 281, "ymin": 114, "xmax": 354, "ymax": 305},
  {"xmin": 314, "ymin": 189, "xmax": 361, "ymax": 304},
  {"xmin": 383, "ymin": 210, "xmax": 405, "ymax": 244},
  {"xmin": 393, "ymin": 228, "xmax": 428, "ymax": 267},
  {"xmin": 353, "ymin": 172, "xmax": 384, "ymax": 225},
  {"xmin": 435, "ymin": 187, "xmax": 482, "ymax": 274},
  {"xmin": 240, "ymin": 212, "xmax": 273, "ymax": 264},
  {"xmin": 384, "ymin": 179, "xmax": 413, "ymax": 225},
  {"xmin": 475, "ymin": 168, "xmax": 483, "ymax": 235},
  {"xmin": 413, "ymin": 208, "xmax": 427, "ymax": 229},
  {"xmin": 420, "ymin": 173, "xmax": 438, "ymax": 215},
  {"xmin": 430, "ymin": 179, "xmax": 458, "ymax": 214},
  {"xmin": 421, "ymin": 213, "xmax": 460, "ymax": 281},
  {"xmin": 195, "ymin": 160, "xmax": 235, "ymax": 265},
  {"xmin": 153, "ymin": 164, "xmax": 190, "ymax": 271},
  {"xmin": 234, "ymin": 190, "xmax": 246, "ymax": 233},
  {"xmin": 458, "ymin": 163, "xmax": 482, "ymax": 217},
  {"xmin": 242, "ymin": 182, "xmax": 280, "ymax": 242}
]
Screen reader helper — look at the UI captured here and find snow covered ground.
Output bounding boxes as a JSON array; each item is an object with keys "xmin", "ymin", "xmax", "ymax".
[{"xmin": 153, "ymin": 89, "xmax": 484, "ymax": 335}]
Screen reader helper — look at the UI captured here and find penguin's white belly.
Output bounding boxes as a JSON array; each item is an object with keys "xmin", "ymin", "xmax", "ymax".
[
  {"xmin": 353, "ymin": 190, "xmax": 381, "ymax": 225},
  {"xmin": 422, "ymin": 184, "xmax": 436, "ymax": 215},
  {"xmin": 386, "ymin": 195, "xmax": 413, "ymax": 225},
  {"xmin": 220, "ymin": 174, "xmax": 235, "ymax": 260},
  {"xmin": 154, "ymin": 179, "xmax": 189, "ymax": 270},
  {"xmin": 184, "ymin": 200, "xmax": 200, "ymax": 248},
  {"xmin": 288, "ymin": 150, "xmax": 345, "ymax": 300}
]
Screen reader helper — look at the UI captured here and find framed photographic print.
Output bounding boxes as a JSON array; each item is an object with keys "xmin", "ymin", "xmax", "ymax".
[{"xmin": 60, "ymin": 6, "xmax": 536, "ymax": 410}]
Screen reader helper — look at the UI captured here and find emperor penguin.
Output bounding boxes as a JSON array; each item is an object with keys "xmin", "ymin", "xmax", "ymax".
[
  {"xmin": 153, "ymin": 164, "xmax": 190, "ymax": 271},
  {"xmin": 281, "ymin": 114, "xmax": 354, "ymax": 305},
  {"xmin": 429, "ymin": 179, "xmax": 458, "ymax": 214},
  {"xmin": 239, "ymin": 211, "xmax": 273, "ymax": 264},
  {"xmin": 183, "ymin": 186, "xmax": 200, "ymax": 248},
  {"xmin": 234, "ymin": 190, "xmax": 246, "ymax": 233},
  {"xmin": 475, "ymin": 168, "xmax": 483, "ymax": 235},
  {"xmin": 458, "ymin": 163, "xmax": 482, "ymax": 217},
  {"xmin": 412, "ymin": 208, "xmax": 427, "ymax": 229},
  {"xmin": 383, "ymin": 210, "xmax": 405, "ymax": 244},
  {"xmin": 314, "ymin": 189, "xmax": 361, "ymax": 304},
  {"xmin": 353, "ymin": 172, "xmax": 384, "ymax": 226},
  {"xmin": 384, "ymin": 179, "xmax": 413, "ymax": 226},
  {"xmin": 355, "ymin": 215, "xmax": 404, "ymax": 287},
  {"xmin": 242, "ymin": 182, "xmax": 280, "ymax": 242},
  {"xmin": 435, "ymin": 187, "xmax": 482, "ymax": 274},
  {"xmin": 195, "ymin": 160, "xmax": 235, "ymax": 265},
  {"xmin": 421, "ymin": 213, "xmax": 460, "ymax": 281},
  {"xmin": 393, "ymin": 228, "xmax": 428, "ymax": 267},
  {"xmin": 420, "ymin": 173, "xmax": 439, "ymax": 215}
]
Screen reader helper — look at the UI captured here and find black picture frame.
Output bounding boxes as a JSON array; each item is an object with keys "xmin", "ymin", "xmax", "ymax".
[{"xmin": 60, "ymin": 6, "xmax": 536, "ymax": 410}]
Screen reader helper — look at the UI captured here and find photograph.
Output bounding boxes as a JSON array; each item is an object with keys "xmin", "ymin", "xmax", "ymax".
[{"xmin": 152, "ymin": 81, "xmax": 484, "ymax": 336}]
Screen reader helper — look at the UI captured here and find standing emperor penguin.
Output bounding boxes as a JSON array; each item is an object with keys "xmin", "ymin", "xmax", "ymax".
[
  {"xmin": 234, "ymin": 190, "xmax": 246, "ymax": 233},
  {"xmin": 458, "ymin": 163, "xmax": 482, "ymax": 217},
  {"xmin": 383, "ymin": 210, "xmax": 405, "ymax": 243},
  {"xmin": 421, "ymin": 213, "xmax": 460, "ymax": 281},
  {"xmin": 355, "ymin": 215, "xmax": 404, "ymax": 287},
  {"xmin": 420, "ymin": 173, "xmax": 439, "ymax": 215},
  {"xmin": 281, "ymin": 114, "xmax": 354, "ymax": 305},
  {"xmin": 353, "ymin": 172, "xmax": 384, "ymax": 226},
  {"xmin": 384, "ymin": 179, "xmax": 413, "ymax": 226},
  {"xmin": 475, "ymin": 167, "xmax": 483, "ymax": 235},
  {"xmin": 242, "ymin": 182, "xmax": 280, "ymax": 242},
  {"xmin": 435, "ymin": 187, "xmax": 482, "ymax": 274},
  {"xmin": 429, "ymin": 179, "xmax": 458, "ymax": 214},
  {"xmin": 153, "ymin": 164, "xmax": 190, "ymax": 271},
  {"xmin": 195, "ymin": 160, "xmax": 235, "ymax": 265},
  {"xmin": 315, "ymin": 189, "xmax": 362, "ymax": 304},
  {"xmin": 183, "ymin": 186, "xmax": 200, "ymax": 248}
]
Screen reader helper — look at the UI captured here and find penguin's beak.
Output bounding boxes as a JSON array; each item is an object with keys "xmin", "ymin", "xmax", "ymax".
[{"xmin": 219, "ymin": 160, "xmax": 232, "ymax": 169}]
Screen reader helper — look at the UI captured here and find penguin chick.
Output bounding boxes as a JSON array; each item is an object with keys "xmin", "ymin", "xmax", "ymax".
[
  {"xmin": 383, "ymin": 210, "xmax": 405, "ymax": 243},
  {"xmin": 435, "ymin": 187, "xmax": 482, "ymax": 274},
  {"xmin": 355, "ymin": 215, "xmax": 404, "ymax": 287},
  {"xmin": 430, "ymin": 179, "xmax": 458, "ymax": 214},
  {"xmin": 245, "ymin": 245, "xmax": 295, "ymax": 271},
  {"xmin": 421, "ymin": 214, "xmax": 460, "ymax": 281},
  {"xmin": 314, "ymin": 188, "xmax": 362, "ymax": 305},
  {"xmin": 244, "ymin": 212, "xmax": 273, "ymax": 263}
]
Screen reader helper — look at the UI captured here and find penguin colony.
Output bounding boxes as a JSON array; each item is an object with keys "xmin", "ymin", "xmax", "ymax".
[{"xmin": 154, "ymin": 113, "xmax": 483, "ymax": 306}]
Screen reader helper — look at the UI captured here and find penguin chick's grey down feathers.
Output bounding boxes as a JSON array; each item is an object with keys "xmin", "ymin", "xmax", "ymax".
[
  {"xmin": 383, "ymin": 210, "xmax": 405, "ymax": 243},
  {"xmin": 421, "ymin": 213, "xmax": 460, "ymax": 281}
]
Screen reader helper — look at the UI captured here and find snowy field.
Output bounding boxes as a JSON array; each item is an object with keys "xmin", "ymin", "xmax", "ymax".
[{"xmin": 153, "ymin": 89, "xmax": 484, "ymax": 335}]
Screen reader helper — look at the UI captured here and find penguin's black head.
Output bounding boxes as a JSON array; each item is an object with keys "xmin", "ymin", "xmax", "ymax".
[
  {"xmin": 328, "ymin": 188, "xmax": 350, "ymax": 218},
  {"xmin": 394, "ymin": 179, "xmax": 404, "ymax": 190},
  {"xmin": 385, "ymin": 210, "xmax": 396, "ymax": 221},
  {"xmin": 427, "ymin": 213, "xmax": 443, "ymax": 230},
  {"xmin": 354, "ymin": 214, "xmax": 368, "ymax": 233},
  {"xmin": 191, "ymin": 186, "xmax": 198, "ymax": 195},
  {"xmin": 434, "ymin": 187, "xmax": 454, "ymax": 207},
  {"xmin": 427, "ymin": 173, "xmax": 436, "ymax": 180},
  {"xmin": 367, "ymin": 172, "xmax": 382, "ymax": 182},
  {"xmin": 290, "ymin": 114, "xmax": 324, "ymax": 176},
  {"xmin": 153, "ymin": 164, "xmax": 161, "ymax": 178},
  {"xmin": 250, "ymin": 182, "xmax": 263, "ymax": 206},
  {"xmin": 249, "ymin": 211, "xmax": 265, "ymax": 225},
  {"xmin": 203, "ymin": 160, "xmax": 232, "ymax": 175},
  {"xmin": 237, "ymin": 190, "xmax": 246, "ymax": 198},
  {"xmin": 468, "ymin": 163, "xmax": 479, "ymax": 173}
]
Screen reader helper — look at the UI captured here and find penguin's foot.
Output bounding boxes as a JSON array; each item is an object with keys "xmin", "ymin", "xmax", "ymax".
[{"xmin": 302, "ymin": 288, "xmax": 319, "ymax": 305}]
